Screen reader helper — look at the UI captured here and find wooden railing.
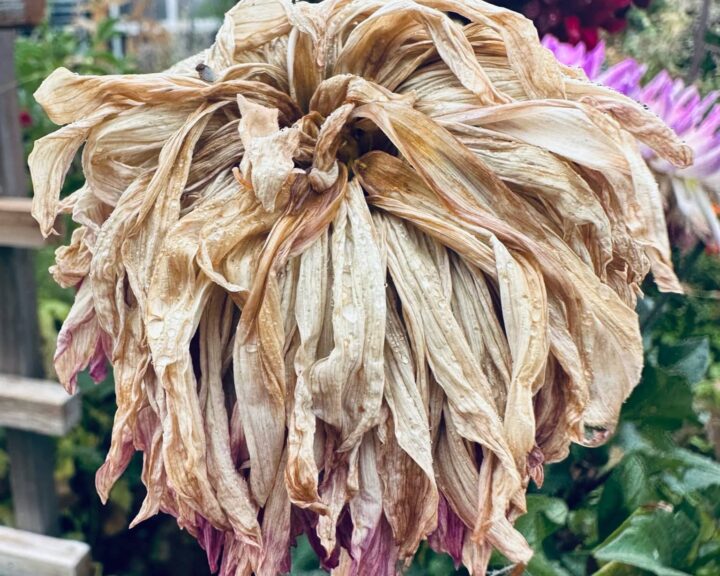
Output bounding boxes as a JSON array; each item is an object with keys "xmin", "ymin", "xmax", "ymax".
[
  {"xmin": 0, "ymin": 3, "xmax": 93, "ymax": 574},
  {"xmin": 0, "ymin": 376, "xmax": 91, "ymax": 576}
]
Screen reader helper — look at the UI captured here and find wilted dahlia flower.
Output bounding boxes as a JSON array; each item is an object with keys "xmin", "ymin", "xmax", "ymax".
[
  {"xmin": 544, "ymin": 35, "xmax": 720, "ymax": 251},
  {"xmin": 31, "ymin": 1, "xmax": 690, "ymax": 574}
]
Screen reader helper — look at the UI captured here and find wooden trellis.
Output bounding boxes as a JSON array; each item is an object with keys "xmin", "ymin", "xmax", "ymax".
[{"xmin": 0, "ymin": 3, "xmax": 92, "ymax": 574}]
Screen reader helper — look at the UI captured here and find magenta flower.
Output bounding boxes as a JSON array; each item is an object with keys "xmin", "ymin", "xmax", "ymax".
[
  {"xmin": 19, "ymin": 109, "xmax": 33, "ymax": 128},
  {"xmin": 544, "ymin": 35, "xmax": 720, "ymax": 250}
]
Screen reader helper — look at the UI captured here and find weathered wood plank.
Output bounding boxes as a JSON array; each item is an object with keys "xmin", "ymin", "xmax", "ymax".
[
  {"xmin": 5, "ymin": 431, "xmax": 59, "ymax": 536},
  {"xmin": 0, "ymin": 197, "xmax": 61, "ymax": 248},
  {"xmin": 0, "ymin": 29, "xmax": 25, "ymax": 206},
  {"xmin": 0, "ymin": 374, "xmax": 80, "ymax": 436},
  {"xmin": 0, "ymin": 0, "xmax": 45, "ymax": 28},
  {"xmin": 0, "ymin": 526, "xmax": 92, "ymax": 576},
  {"xmin": 0, "ymin": 27, "xmax": 59, "ymax": 536}
]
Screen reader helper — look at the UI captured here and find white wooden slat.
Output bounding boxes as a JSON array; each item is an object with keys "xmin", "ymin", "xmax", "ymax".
[
  {"xmin": 0, "ymin": 526, "xmax": 92, "ymax": 576},
  {"xmin": 0, "ymin": 374, "xmax": 80, "ymax": 436}
]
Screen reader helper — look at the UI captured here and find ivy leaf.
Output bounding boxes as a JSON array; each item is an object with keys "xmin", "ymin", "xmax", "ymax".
[
  {"xmin": 290, "ymin": 536, "xmax": 328, "ymax": 576},
  {"xmin": 507, "ymin": 496, "xmax": 573, "ymax": 576},
  {"xmin": 623, "ymin": 337, "xmax": 710, "ymax": 431},
  {"xmin": 614, "ymin": 426, "xmax": 720, "ymax": 495}
]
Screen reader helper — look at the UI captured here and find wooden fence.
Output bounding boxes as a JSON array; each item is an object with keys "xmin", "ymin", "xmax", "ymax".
[{"xmin": 0, "ymin": 3, "xmax": 92, "ymax": 574}]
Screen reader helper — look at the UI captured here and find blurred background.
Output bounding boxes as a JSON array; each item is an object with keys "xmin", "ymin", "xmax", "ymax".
[{"xmin": 0, "ymin": 0, "xmax": 719, "ymax": 575}]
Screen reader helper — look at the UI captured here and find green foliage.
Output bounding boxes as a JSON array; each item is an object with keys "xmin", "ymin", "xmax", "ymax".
[
  {"xmin": 191, "ymin": 0, "xmax": 238, "ymax": 18},
  {"xmin": 593, "ymin": 508, "xmax": 698, "ymax": 576},
  {"xmin": 613, "ymin": 0, "xmax": 719, "ymax": 91}
]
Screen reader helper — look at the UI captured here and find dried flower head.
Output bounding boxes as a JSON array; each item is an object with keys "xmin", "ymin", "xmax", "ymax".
[{"xmin": 31, "ymin": 1, "xmax": 691, "ymax": 574}]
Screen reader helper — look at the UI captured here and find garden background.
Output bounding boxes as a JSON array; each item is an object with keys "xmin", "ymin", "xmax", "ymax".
[{"xmin": 1, "ymin": 0, "xmax": 719, "ymax": 574}]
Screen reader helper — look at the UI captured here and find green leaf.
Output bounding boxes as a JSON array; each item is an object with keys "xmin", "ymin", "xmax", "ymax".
[
  {"xmin": 567, "ymin": 507, "xmax": 599, "ymax": 548},
  {"xmin": 660, "ymin": 448, "xmax": 720, "ymax": 493},
  {"xmin": 594, "ymin": 508, "xmax": 699, "ymax": 576},
  {"xmin": 524, "ymin": 552, "xmax": 573, "ymax": 576},
  {"xmin": 622, "ymin": 366, "xmax": 695, "ymax": 430},
  {"xmin": 515, "ymin": 495, "xmax": 569, "ymax": 548},
  {"xmin": 290, "ymin": 536, "xmax": 327, "ymax": 576},
  {"xmin": 656, "ymin": 338, "xmax": 710, "ymax": 387},
  {"xmin": 614, "ymin": 426, "xmax": 720, "ymax": 494},
  {"xmin": 598, "ymin": 453, "xmax": 658, "ymax": 539},
  {"xmin": 593, "ymin": 560, "xmax": 647, "ymax": 576},
  {"xmin": 94, "ymin": 18, "xmax": 120, "ymax": 44}
]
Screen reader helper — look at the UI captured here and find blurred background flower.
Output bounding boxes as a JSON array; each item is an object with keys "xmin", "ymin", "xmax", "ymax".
[{"xmin": 491, "ymin": 0, "xmax": 655, "ymax": 47}]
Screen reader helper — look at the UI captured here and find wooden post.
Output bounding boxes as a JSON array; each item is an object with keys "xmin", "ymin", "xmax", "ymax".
[{"xmin": 0, "ymin": 26, "xmax": 60, "ymax": 536}]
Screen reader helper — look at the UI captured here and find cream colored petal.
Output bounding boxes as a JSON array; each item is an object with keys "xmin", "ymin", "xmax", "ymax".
[
  {"xmin": 349, "ymin": 435, "xmax": 384, "ymax": 561},
  {"xmin": 235, "ymin": 171, "xmax": 345, "ymax": 506},
  {"xmin": 50, "ymin": 227, "xmax": 92, "ymax": 288},
  {"xmin": 336, "ymin": 0, "xmax": 509, "ymax": 105},
  {"xmin": 53, "ymin": 280, "xmax": 101, "ymax": 393},
  {"xmin": 493, "ymin": 240, "xmax": 548, "ymax": 438},
  {"xmin": 286, "ymin": 232, "xmax": 329, "ymax": 513},
  {"xmin": 207, "ymin": 0, "xmax": 291, "ymax": 70},
  {"xmin": 306, "ymin": 180, "xmax": 385, "ymax": 451},
  {"xmin": 200, "ymin": 290, "xmax": 262, "ymax": 544},
  {"xmin": 237, "ymin": 95, "xmax": 300, "ymax": 211},
  {"xmin": 449, "ymin": 256, "xmax": 511, "ymax": 411},
  {"xmin": 381, "ymin": 215, "xmax": 524, "ymax": 547},
  {"xmin": 29, "ymin": 106, "xmax": 118, "ymax": 236},
  {"xmin": 380, "ymin": 303, "xmax": 439, "ymax": 557}
]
